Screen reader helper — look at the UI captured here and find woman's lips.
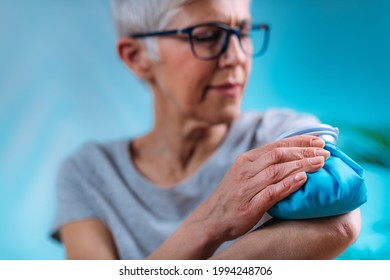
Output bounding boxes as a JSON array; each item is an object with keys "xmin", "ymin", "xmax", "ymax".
[{"xmin": 207, "ymin": 83, "xmax": 241, "ymax": 96}]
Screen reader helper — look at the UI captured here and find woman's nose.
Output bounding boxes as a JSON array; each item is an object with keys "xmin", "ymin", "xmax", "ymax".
[{"xmin": 218, "ymin": 34, "xmax": 247, "ymax": 67}]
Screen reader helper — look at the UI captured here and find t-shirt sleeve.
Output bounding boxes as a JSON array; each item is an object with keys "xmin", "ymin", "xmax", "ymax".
[
  {"xmin": 256, "ymin": 108, "xmax": 321, "ymax": 144},
  {"xmin": 50, "ymin": 154, "xmax": 98, "ymax": 242}
]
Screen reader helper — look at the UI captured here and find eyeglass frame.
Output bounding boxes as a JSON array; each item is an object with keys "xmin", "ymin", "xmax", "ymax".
[{"xmin": 129, "ymin": 21, "xmax": 270, "ymax": 60}]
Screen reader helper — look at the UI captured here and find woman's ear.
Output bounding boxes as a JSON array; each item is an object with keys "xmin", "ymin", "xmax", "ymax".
[{"xmin": 117, "ymin": 37, "xmax": 154, "ymax": 81}]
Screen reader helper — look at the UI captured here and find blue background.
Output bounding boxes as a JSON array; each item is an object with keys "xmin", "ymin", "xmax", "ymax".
[{"xmin": 0, "ymin": 0, "xmax": 389, "ymax": 259}]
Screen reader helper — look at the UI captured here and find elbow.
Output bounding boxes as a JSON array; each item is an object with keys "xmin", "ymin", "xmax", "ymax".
[{"xmin": 332, "ymin": 209, "xmax": 362, "ymax": 246}]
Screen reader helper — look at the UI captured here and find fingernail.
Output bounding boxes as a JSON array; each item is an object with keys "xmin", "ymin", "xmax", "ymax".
[
  {"xmin": 315, "ymin": 149, "xmax": 331, "ymax": 159},
  {"xmin": 294, "ymin": 172, "xmax": 306, "ymax": 181},
  {"xmin": 312, "ymin": 139, "xmax": 325, "ymax": 147},
  {"xmin": 309, "ymin": 156, "xmax": 324, "ymax": 165}
]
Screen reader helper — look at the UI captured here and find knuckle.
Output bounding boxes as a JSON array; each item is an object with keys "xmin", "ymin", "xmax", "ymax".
[
  {"xmin": 281, "ymin": 177, "xmax": 292, "ymax": 191},
  {"xmin": 235, "ymin": 153, "xmax": 250, "ymax": 166},
  {"xmin": 263, "ymin": 187, "xmax": 276, "ymax": 203},
  {"xmin": 297, "ymin": 135, "xmax": 312, "ymax": 147},
  {"xmin": 236, "ymin": 168, "xmax": 250, "ymax": 181},
  {"xmin": 237, "ymin": 197, "xmax": 252, "ymax": 214},
  {"xmin": 271, "ymin": 148, "xmax": 284, "ymax": 163},
  {"xmin": 295, "ymin": 159, "xmax": 304, "ymax": 169},
  {"xmin": 276, "ymin": 140, "xmax": 288, "ymax": 148},
  {"xmin": 303, "ymin": 148, "xmax": 313, "ymax": 158},
  {"xmin": 265, "ymin": 164, "xmax": 279, "ymax": 181},
  {"xmin": 233, "ymin": 155, "xmax": 251, "ymax": 181}
]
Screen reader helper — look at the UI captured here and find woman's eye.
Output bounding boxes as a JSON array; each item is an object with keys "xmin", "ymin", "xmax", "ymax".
[{"xmin": 193, "ymin": 30, "xmax": 223, "ymax": 43}]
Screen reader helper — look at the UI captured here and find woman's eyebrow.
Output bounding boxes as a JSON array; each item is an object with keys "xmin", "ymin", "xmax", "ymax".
[
  {"xmin": 185, "ymin": 14, "xmax": 252, "ymax": 27},
  {"xmin": 221, "ymin": 15, "xmax": 252, "ymax": 26},
  {"xmin": 184, "ymin": 18, "xmax": 252, "ymax": 29}
]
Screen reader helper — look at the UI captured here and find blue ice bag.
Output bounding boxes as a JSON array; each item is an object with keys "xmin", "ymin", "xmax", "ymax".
[{"xmin": 268, "ymin": 125, "xmax": 368, "ymax": 219}]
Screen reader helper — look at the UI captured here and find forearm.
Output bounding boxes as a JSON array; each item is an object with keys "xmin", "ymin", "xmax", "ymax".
[
  {"xmin": 146, "ymin": 204, "xmax": 226, "ymax": 260},
  {"xmin": 211, "ymin": 209, "xmax": 361, "ymax": 260}
]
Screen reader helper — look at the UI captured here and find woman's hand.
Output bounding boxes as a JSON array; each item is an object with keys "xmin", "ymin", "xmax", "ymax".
[{"xmin": 197, "ymin": 135, "xmax": 331, "ymax": 242}]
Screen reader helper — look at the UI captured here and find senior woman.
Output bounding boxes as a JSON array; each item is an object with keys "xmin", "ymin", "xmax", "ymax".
[{"xmin": 52, "ymin": 0, "xmax": 361, "ymax": 259}]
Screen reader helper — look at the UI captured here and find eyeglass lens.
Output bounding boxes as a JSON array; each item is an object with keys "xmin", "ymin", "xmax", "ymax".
[{"xmin": 190, "ymin": 24, "xmax": 267, "ymax": 59}]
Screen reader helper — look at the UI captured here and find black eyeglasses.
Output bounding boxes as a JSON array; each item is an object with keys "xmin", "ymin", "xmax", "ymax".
[{"xmin": 130, "ymin": 22, "xmax": 270, "ymax": 60}]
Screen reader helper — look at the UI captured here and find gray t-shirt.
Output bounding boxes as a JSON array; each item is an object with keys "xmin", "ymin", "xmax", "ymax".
[{"xmin": 51, "ymin": 109, "xmax": 319, "ymax": 259}]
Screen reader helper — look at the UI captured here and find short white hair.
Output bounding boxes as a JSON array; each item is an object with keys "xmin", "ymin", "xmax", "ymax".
[{"xmin": 111, "ymin": 0, "xmax": 194, "ymax": 61}]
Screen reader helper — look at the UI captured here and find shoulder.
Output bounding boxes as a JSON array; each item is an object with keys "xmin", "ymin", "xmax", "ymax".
[
  {"xmin": 58, "ymin": 139, "xmax": 127, "ymax": 181},
  {"xmin": 241, "ymin": 108, "xmax": 321, "ymax": 145},
  {"xmin": 261, "ymin": 107, "xmax": 320, "ymax": 129}
]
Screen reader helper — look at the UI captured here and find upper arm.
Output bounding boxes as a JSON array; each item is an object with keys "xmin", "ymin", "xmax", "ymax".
[
  {"xmin": 256, "ymin": 108, "xmax": 321, "ymax": 144},
  {"xmin": 60, "ymin": 219, "xmax": 119, "ymax": 260},
  {"xmin": 210, "ymin": 209, "xmax": 361, "ymax": 260},
  {"xmin": 54, "ymin": 151, "xmax": 119, "ymax": 259}
]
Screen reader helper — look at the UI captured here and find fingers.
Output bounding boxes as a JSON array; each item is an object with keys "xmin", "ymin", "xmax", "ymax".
[
  {"xmin": 240, "ymin": 146, "xmax": 330, "ymax": 180},
  {"xmin": 227, "ymin": 135, "xmax": 329, "ymax": 217},
  {"xmin": 254, "ymin": 155, "xmax": 325, "ymax": 186},
  {"xmin": 253, "ymin": 146, "xmax": 330, "ymax": 171},
  {"xmin": 275, "ymin": 135, "xmax": 326, "ymax": 149},
  {"xmin": 251, "ymin": 171, "xmax": 308, "ymax": 212},
  {"xmin": 245, "ymin": 135, "xmax": 325, "ymax": 162}
]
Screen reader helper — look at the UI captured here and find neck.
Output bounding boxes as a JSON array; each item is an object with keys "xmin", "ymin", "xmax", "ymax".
[
  {"xmin": 137, "ymin": 116, "xmax": 229, "ymax": 169},
  {"xmin": 131, "ymin": 113, "xmax": 230, "ymax": 187}
]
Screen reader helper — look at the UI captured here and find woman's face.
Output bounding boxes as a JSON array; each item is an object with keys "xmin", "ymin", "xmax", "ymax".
[{"xmin": 150, "ymin": 0, "xmax": 252, "ymax": 125}]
